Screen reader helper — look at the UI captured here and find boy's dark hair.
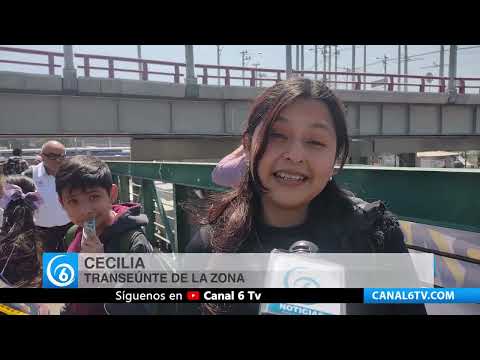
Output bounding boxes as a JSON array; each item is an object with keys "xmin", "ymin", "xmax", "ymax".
[
  {"xmin": 5, "ymin": 175, "xmax": 36, "ymax": 194},
  {"xmin": 12, "ymin": 148, "xmax": 22, "ymax": 156},
  {"xmin": 55, "ymin": 155, "xmax": 113, "ymax": 198}
]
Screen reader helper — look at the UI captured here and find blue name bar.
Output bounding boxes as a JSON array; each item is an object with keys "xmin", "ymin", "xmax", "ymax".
[{"xmin": 364, "ymin": 288, "xmax": 480, "ymax": 303}]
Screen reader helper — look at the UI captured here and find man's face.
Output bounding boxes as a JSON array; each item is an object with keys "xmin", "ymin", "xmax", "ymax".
[
  {"xmin": 41, "ymin": 144, "xmax": 66, "ymax": 175},
  {"xmin": 59, "ymin": 185, "xmax": 118, "ymax": 229}
]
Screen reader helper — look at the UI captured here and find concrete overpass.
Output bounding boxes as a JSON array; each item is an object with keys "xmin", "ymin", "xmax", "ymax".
[{"xmin": 0, "ymin": 71, "xmax": 479, "ymax": 162}]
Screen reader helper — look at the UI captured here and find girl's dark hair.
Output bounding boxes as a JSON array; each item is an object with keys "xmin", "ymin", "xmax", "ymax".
[
  {"xmin": 0, "ymin": 178, "xmax": 42, "ymax": 287},
  {"xmin": 186, "ymin": 78, "xmax": 353, "ymax": 253},
  {"xmin": 5, "ymin": 175, "xmax": 36, "ymax": 194}
]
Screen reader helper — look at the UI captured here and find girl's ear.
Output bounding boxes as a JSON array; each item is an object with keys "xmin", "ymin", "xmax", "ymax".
[
  {"xmin": 242, "ymin": 136, "xmax": 251, "ymax": 159},
  {"xmin": 110, "ymin": 184, "xmax": 119, "ymax": 204}
]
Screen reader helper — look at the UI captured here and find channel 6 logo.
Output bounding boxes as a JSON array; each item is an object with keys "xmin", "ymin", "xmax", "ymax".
[{"xmin": 42, "ymin": 253, "xmax": 78, "ymax": 288}]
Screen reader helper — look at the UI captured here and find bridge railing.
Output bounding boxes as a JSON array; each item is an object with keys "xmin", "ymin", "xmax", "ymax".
[
  {"xmin": 107, "ymin": 161, "xmax": 480, "ymax": 287},
  {"xmin": 1, "ymin": 46, "xmax": 480, "ymax": 94}
]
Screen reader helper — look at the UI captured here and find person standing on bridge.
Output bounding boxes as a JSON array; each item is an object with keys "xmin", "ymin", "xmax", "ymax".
[
  {"xmin": 3, "ymin": 148, "xmax": 29, "ymax": 176},
  {"xmin": 22, "ymin": 141, "xmax": 72, "ymax": 252},
  {"xmin": 184, "ymin": 78, "xmax": 426, "ymax": 315}
]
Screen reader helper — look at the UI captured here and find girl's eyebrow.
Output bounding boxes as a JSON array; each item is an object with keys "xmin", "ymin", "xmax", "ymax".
[{"xmin": 276, "ymin": 115, "xmax": 334, "ymax": 134}]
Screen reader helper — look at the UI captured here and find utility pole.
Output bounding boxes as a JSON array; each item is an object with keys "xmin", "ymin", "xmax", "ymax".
[
  {"xmin": 216, "ymin": 45, "xmax": 223, "ymax": 86},
  {"xmin": 351, "ymin": 45, "xmax": 356, "ymax": 90},
  {"xmin": 363, "ymin": 45, "xmax": 367, "ymax": 90},
  {"xmin": 377, "ymin": 55, "xmax": 389, "ymax": 91},
  {"xmin": 448, "ymin": 45, "xmax": 458, "ymax": 96},
  {"xmin": 300, "ymin": 45, "xmax": 304, "ymax": 77},
  {"xmin": 296, "ymin": 45, "xmax": 299, "ymax": 72},
  {"xmin": 383, "ymin": 55, "xmax": 388, "ymax": 91},
  {"xmin": 314, "ymin": 45, "xmax": 318, "ymax": 80},
  {"xmin": 334, "ymin": 46, "xmax": 338, "ymax": 89},
  {"xmin": 439, "ymin": 45, "xmax": 445, "ymax": 78},
  {"xmin": 286, "ymin": 45, "xmax": 293, "ymax": 79},
  {"xmin": 240, "ymin": 50, "xmax": 251, "ymax": 86},
  {"xmin": 328, "ymin": 45, "xmax": 332, "ymax": 84},
  {"xmin": 252, "ymin": 63, "xmax": 260, "ymax": 87},
  {"xmin": 137, "ymin": 45, "xmax": 142, "ymax": 80},
  {"xmin": 397, "ymin": 45, "xmax": 401, "ymax": 91},
  {"xmin": 404, "ymin": 45, "xmax": 408, "ymax": 92},
  {"xmin": 323, "ymin": 46, "xmax": 327, "ymax": 82},
  {"xmin": 185, "ymin": 45, "xmax": 197, "ymax": 85},
  {"xmin": 62, "ymin": 45, "xmax": 77, "ymax": 91}
]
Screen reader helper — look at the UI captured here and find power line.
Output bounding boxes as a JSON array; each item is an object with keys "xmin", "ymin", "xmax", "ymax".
[{"xmin": 361, "ymin": 45, "xmax": 480, "ymax": 69}]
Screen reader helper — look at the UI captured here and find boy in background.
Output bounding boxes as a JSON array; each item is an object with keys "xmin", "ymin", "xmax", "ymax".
[{"xmin": 56, "ymin": 155, "xmax": 153, "ymax": 315}]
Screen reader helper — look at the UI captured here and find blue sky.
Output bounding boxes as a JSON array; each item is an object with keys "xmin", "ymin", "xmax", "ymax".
[{"xmin": 1, "ymin": 45, "xmax": 479, "ymax": 92}]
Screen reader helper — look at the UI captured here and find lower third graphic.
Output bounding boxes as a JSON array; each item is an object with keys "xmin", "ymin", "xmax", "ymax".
[{"xmin": 42, "ymin": 253, "xmax": 78, "ymax": 288}]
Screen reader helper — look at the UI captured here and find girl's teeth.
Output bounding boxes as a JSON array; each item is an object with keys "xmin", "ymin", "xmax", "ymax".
[{"xmin": 276, "ymin": 172, "xmax": 305, "ymax": 181}]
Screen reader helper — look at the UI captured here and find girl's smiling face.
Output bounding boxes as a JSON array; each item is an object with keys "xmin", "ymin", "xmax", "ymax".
[{"xmin": 253, "ymin": 99, "xmax": 337, "ymax": 221}]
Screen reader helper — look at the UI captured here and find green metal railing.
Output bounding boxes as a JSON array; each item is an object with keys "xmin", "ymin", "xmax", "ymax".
[{"xmin": 107, "ymin": 161, "xmax": 480, "ymax": 254}]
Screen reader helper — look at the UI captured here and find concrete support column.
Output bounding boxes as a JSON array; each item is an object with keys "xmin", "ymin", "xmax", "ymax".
[
  {"xmin": 448, "ymin": 45, "xmax": 458, "ymax": 97},
  {"xmin": 286, "ymin": 45, "xmax": 293, "ymax": 79},
  {"xmin": 62, "ymin": 45, "xmax": 78, "ymax": 91},
  {"xmin": 185, "ymin": 45, "xmax": 198, "ymax": 97},
  {"xmin": 185, "ymin": 45, "xmax": 197, "ymax": 85}
]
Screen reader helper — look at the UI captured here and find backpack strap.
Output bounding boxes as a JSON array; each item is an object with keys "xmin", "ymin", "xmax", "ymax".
[
  {"xmin": 348, "ymin": 195, "xmax": 390, "ymax": 252},
  {"xmin": 108, "ymin": 228, "xmax": 151, "ymax": 253},
  {"xmin": 62, "ymin": 224, "xmax": 79, "ymax": 251}
]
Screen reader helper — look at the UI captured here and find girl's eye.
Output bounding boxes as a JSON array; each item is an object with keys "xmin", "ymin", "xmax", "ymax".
[
  {"xmin": 90, "ymin": 195, "xmax": 100, "ymax": 201},
  {"xmin": 307, "ymin": 140, "xmax": 326, "ymax": 147},
  {"xmin": 270, "ymin": 132, "xmax": 287, "ymax": 140},
  {"xmin": 68, "ymin": 199, "xmax": 77, "ymax": 205}
]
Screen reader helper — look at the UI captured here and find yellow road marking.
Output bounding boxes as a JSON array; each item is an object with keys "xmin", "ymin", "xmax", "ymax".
[
  {"xmin": 428, "ymin": 229, "xmax": 465, "ymax": 287},
  {"xmin": 466, "ymin": 248, "xmax": 480, "ymax": 261},
  {"xmin": 399, "ymin": 221, "xmax": 413, "ymax": 245},
  {"xmin": 0, "ymin": 304, "xmax": 29, "ymax": 315}
]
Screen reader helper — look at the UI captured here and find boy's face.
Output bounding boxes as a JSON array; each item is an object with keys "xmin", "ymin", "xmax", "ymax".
[{"xmin": 59, "ymin": 184, "xmax": 118, "ymax": 229}]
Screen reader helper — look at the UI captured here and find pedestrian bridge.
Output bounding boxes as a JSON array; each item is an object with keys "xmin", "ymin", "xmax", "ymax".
[{"xmin": 1, "ymin": 46, "xmax": 479, "ymax": 161}]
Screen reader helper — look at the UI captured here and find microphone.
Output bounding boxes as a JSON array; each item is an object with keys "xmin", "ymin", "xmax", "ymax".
[
  {"xmin": 288, "ymin": 240, "xmax": 319, "ymax": 254},
  {"xmin": 259, "ymin": 240, "xmax": 346, "ymax": 315}
]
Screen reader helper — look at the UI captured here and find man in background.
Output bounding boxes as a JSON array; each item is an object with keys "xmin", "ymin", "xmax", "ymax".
[{"xmin": 23, "ymin": 141, "xmax": 71, "ymax": 251}]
